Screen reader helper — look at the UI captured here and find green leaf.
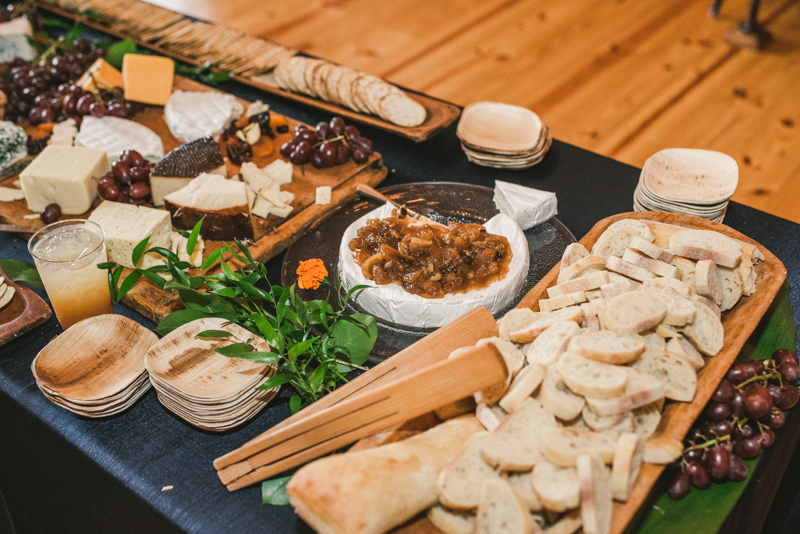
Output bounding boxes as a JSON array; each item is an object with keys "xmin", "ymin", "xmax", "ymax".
[
  {"xmin": 257, "ymin": 374, "xmax": 293, "ymax": 390},
  {"xmin": 0, "ymin": 259, "xmax": 44, "ymax": 290},
  {"xmin": 131, "ymin": 235, "xmax": 150, "ymax": 267},
  {"xmin": 261, "ymin": 476, "xmax": 291, "ymax": 506},
  {"xmin": 177, "ymin": 288, "xmax": 236, "ymax": 315},
  {"xmin": 308, "ymin": 362, "xmax": 327, "ymax": 393},
  {"xmin": 201, "ymin": 247, "xmax": 226, "ymax": 271},
  {"xmin": 330, "ymin": 314, "xmax": 377, "ymax": 366},
  {"xmin": 148, "ymin": 246, "xmax": 182, "ymax": 265},
  {"xmin": 235, "ymin": 238, "xmax": 255, "ymax": 265},
  {"xmin": 233, "ymin": 281, "xmax": 270, "ymax": 300},
  {"xmin": 42, "ymin": 19, "xmax": 73, "ymax": 30},
  {"xmin": 186, "ymin": 217, "xmax": 203, "ymax": 256},
  {"xmin": 288, "ymin": 338, "xmax": 316, "ymax": 361},
  {"xmin": 154, "ymin": 309, "xmax": 211, "ymax": 337},
  {"xmin": 96, "ymin": 262, "xmax": 117, "ymax": 270},
  {"xmin": 201, "ymin": 70, "xmax": 233, "ymax": 85},
  {"xmin": 215, "ymin": 343, "xmax": 255, "ymax": 357},
  {"xmin": 167, "ymin": 261, "xmax": 191, "ymax": 287},
  {"xmin": 289, "ymin": 394, "xmax": 302, "ymax": 414},
  {"xmin": 253, "ymin": 314, "xmax": 281, "ymax": 350},
  {"xmin": 66, "ymin": 22, "xmax": 90, "ymax": 43},
  {"xmin": 195, "ymin": 330, "xmax": 234, "ymax": 339},
  {"xmin": 233, "ymin": 351, "xmax": 280, "ymax": 365},
  {"xmin": 115, "ymin": 270, "xmax": 142, "ymax": 302},
  {"xmin": 105, "ymin": 39, "xmax": 137, "ymax": 69},
  {"xmin": 140, "ymin": 269, "xmax": 167, "ymax": 290},
  {"xmin": 220, "ymin": 259, "xmax": 240, "ymax": 281}
]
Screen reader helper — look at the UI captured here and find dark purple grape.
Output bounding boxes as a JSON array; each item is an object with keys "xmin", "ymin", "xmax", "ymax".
[
  {"xmin": 758, "ymin": 427, "xmax": 775, "ymax": 448},
  {"xmin": 33, "ymin": 94, "xmax": 49, "ymax": 108},
  {"xmin": 107, "ymin": 103, "xmax": 127, "ymax": 117},
  {"xmin": 76, "ymin": 93, "xmax": 94, "ymax": 115},
  {"xmin": 294, "ymin": 123, "xmax": 309, "ymax": 135},
  {"xmin": 687, "ymin": 427, "xmax": 708, "ymax": 443},
  {"xmin": 734, "ymin": 423, "xmax": 754, "ymax": 439},
  {"xmin": 315, "ymin": 121, "xmax": 331, "ymax": 140},
  {"xmin": 129, "ymin": 182, "xmax": 150, "ymax": 199},
  {"xmin": 336, "ymin": 143, "xmax": 350, "ymax": 165},
  {"xmin": 57, "ymin": 83, "xmax": 72, "ymax": 95},
  {"xmin": 773, "ymin": 349, "xmax": 799, "ymax": 367},
  {"xmin": 745, "ymin": 386, "xmax": 773, "ymax": 419},
  {"xmin": 63, "ymin": 93, "xmax": 77, "ymax": 115},
  {"xmin": 97, "ymin": 181, "xmax": 120, "ymax": 201},
  {"xmin": 73, "ymin": 38, "xmax": 91, "ymax": 53},
  {"xmin": 39, "ymin": 203, "xmax": 61, "ymax": 224},
  {"xmin": 726, "ymin": 363, "xmax": 754, "ymax": 385},
  {"xmin": 746, "ymin": 360, "xmax": 766, "ymax": 376},
  {"xmin": 122, "ymin": 150, "xmax": 146, "ymax": 168},
  {"xmin": 733, "ymin": 436, "xmax": 761, "ymax": 459},
  {"xmin": 27, "ymin": 108, "xmax": 43, "ymax": 125},
  {"xmin": 129, "ymin": 167, "xmax": 150, "ymax": 183},
  {"xmin": 768, "ymin": 384, "xmax": 783, "ymax": 406},
  {"xmin": 777, "ymin": 362, "xmax": 800, "ymax": 382},
  {"xmin": 295, "ymin": 128, "xmax": 318, "ymax": 145},
  {"xmin": 684, "ymin": 449, "xmax": 704, "ymax": 463},
  {"xmin": 728, "ymin": 454, "xmax": 748, "ymax": 482},
  {"xmin": 778, "ymin": 385, "xmax": 800, "ymax": 410},
  {"xmin": 706, "ymin": 445, "xmax": 730, "ymax": 479},
  {"xmin": 351, "ymin": 135, "xmax": 374, "ymax": 154},
  {"xmin": 117, "ymin": 189, "xmax": 130, "ymax": 204},
  {"xmin": 20, "ymin": 86, "xmax": 36, "ymax": 103},
  {"xmin": 344, "ymin": 124, "xmax": 360, "ymax": 138},
  {"xmin": 685, "ymin": 461, "xmax": 711, "ymax": 489},
  {"xmin": 290, "ymin": 140, "xmax": 313, "ymax": 165},
  {"xmin": 767, "ymin": 409, "xmax": 785, "ymax": 429},
  {"xmin": 40, "ymin": 109, "xmax": 56, "ymax": 124},
  {"xmin": 707, "ymin": 402, "xmax": 731, "ymax": 421},
  {"xmin": 89, "ymin": 101, "xmax": 106, "ymax": 118},
  {"xmin": 667, "ymin": 470, "xmax": 691, "ymax": 500},
  {"xmin": 112, "ymin": 161, "xmax": 132, "ymax": 183},
  {"xmin": 319, "ymin": 142, "xmax": 338, "ymax": 166},
  {"xmin": 713, "ymin": 381, "xmax": 736, "ymax": 404},
  {"xmin": 708, "ymin": 419, "xmax": 733, "ymax": 438},
  {"xmin": 50, "ymin": 99, "xmax": 63, "ymax": 113},
  {"xmin": 90, "ymin": 48, "xmax": 106, "ymax": 61},
  {"xmin": 98, "ymin": 88, "xmax": 113, "ymax": 101},
  {"xmin": 310, "ymin": 149, "xmax": 326, "ymax": 169},
  {"xmin": 351, "ymin": 145, "xmax": 369, "ymax": 164},
  {"xmin": 329, "ymin": 116, "xmax": 345, "ymax": 136},
  {"xmin": 731, "ymin": 389, "xmax": 748, "ymax": 419},
  {"xmin": 280, "ymin": 139, "xmax": 297, "ymax": 158}
]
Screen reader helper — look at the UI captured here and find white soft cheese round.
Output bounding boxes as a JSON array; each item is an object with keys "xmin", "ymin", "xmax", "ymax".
[
  {"xmin": 338, "ymin": 203, "xmax": 530, "ymax": 328},
  {"xmin": 75, "ymin": 116, "xmax": 164, "ymax": 161},
  {"xmin": 165, "ymin": 90, "xmax": 245, "ymax": 144}
]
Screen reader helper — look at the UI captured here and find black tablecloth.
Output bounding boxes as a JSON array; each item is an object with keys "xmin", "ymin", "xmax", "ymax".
[{"xmin": 1, "ymin": 81, "xmax": 799, "ymax": 534}]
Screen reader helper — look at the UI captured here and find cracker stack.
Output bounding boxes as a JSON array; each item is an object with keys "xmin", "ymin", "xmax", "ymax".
[
  {"xmin": 456, "ymin": 102, "xmax": 552, "ymax": 169},
  {"xmin": 633, "ymin": 148, "xmax": 738, "ymax": 222}
]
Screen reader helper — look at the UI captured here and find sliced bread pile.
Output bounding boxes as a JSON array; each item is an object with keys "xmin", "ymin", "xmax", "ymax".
[{"xmin": 428, "ymin": 218, "xmax": 762, "ymax": 534}]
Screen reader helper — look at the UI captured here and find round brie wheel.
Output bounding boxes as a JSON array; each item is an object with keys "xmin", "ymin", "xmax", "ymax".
[{"xmin": 338, "ymin": 202, "xmax": 529, "ymax": 328}]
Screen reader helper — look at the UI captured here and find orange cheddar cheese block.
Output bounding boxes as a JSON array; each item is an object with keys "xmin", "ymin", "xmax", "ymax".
[
  {"xmin": 122, "ymin": 54, "xmax": 174, "ymax": 106},
  {"xmin": 77, "ymin": 58, "xmax": 124, "ymax": 92}
]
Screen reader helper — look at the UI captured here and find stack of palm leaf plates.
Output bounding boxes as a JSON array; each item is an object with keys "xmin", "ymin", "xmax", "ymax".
[
  {"xmin": 145, "ymin": 317, "xmax": 279, "ymax": 432},
  {"xmin": 456, "ymin": 102, "xmax": 552, "ymax": 169},
  {"xmin": 634, "ymin": 148, "xmax": 738, "ymax": 222},
  {"xmin": 32, "ymin": 315, "xmax": 156, "ymax": 417}
]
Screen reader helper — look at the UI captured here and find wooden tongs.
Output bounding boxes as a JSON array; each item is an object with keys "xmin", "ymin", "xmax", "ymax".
[
  {"xmin": 356, "ymin": 184, "xmax": 448, "ymax": 229},
  {"xmin": 214, "ymin": 306, "xmax": 501, "ymax": 491}
]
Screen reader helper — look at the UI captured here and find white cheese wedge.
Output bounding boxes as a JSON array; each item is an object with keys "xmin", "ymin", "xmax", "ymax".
[
  {"xmin": 251, "ymin": 195, "xmax": 274, "ymax": 219},
  {"xmin": 88, "ymin": 201, "xmax": 172, "ymax": 268},
  {"xmin": 75, "ymin": 116, "xmax": 164, "ymax": 161},
  {"xmin": 240, "ymin": 162, "xmax": 275, "ymax": 193},
  {"xmin": 0, "ymin": 17, "xmax": 35, "ymax": 63},
  {"xmin": 246, "ymin": 100, "xmax": 269, "ymax": 117},
  {"xmin": 316, "ymin": 186, "xmax": 332, "ymax": 205},
  {"xmin": 150, "ymin": 166, "xmax": 226, "ymax": 208},
  {"xmin": 164, "ymin": 90, "xmax": 244, "ymax": 143},
  {"xmin": 263, "ymin": 159, "xmax": 293, "ymax": 185},
  {"xmin": 20, "ymin": 145, "xmax": 110, "ymax": 214},
  {"xmin": 493, "ymin": 180, "xmax": 557, "ymax": 230},
  {"xmin": 0, "ymin": 186, "xmax": 24, "ymax": 201},
  {"xmin": 338, "ymin": 202, "xmax": 530, "ymax": 328},
  {"xmin": 48, "ymin": 118, "xmax": 78, "ymax": 147}
]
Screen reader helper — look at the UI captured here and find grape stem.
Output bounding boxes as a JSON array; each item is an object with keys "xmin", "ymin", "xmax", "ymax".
[
  {"xmin": 735, "ymin": 371, "xmax": 782, "ymax": 389},
  {"xmin": 313, "ymin": 135, "xmax": 344, "ymax": 149},
  {"xmin": 683, "ymin": 433, "xmax": 731, "ymax": 455}
]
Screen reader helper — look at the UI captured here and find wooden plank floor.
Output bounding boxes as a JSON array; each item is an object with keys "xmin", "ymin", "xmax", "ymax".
[{"xmin": 147, "ymin": 0, "xmax": 800, "ymax": 224}]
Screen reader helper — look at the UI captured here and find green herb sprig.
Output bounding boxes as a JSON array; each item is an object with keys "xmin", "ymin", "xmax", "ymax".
[{"xmin": 99, "ymin": 219, "xmax": 376, "ymax": 413}]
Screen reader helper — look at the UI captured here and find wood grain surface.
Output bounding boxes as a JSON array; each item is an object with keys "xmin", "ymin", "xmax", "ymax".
[{"xmin": 0, "ymin": 267, "xmax": 51, "ymax": 347}]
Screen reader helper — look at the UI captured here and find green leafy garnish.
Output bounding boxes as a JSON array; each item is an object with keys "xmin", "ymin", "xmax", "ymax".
[
  {"xmin": 0, "ymin": 259, "xmax": 44, "ymax": 290},
  {"xmin": 104, "ymin": 38, "xmax": 136, "ymax": 69},
  {"xmin": 261, "ymin": 476, "xmax": 291, "ymax": 506}
]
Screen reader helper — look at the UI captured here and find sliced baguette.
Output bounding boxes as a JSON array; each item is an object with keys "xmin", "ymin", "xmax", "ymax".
[
  {"xmin": 568, "ymin": 330, "xmax": 645, "ymax": 364},
  {"xmin": 546, "ymin": 509, "xmax": 583, "ymax": 534},
  {"xmin": 506, "ymin": 471, "xmax": 542, "ymax": 512},
  {"xmin": 655, "ymin": 323, "xmax": 680, "ymax": 339},
  {"xmin": 499, "ymin": 363, "xmax": 547, "ymax": 413},
  {"xmin": 600, "ymin": 282, "xmax": 626, "ymax": 302},
  {"xmin": 549, "ymin": 271, "xmax": 610, "ymax": 298},
  {"xmin": 692, "ymin": 294, "xmax": 722, "ymax": 318},
  {"xmin": 630, "ymin": 350, "xmax": 697, "ymax": 402},
  {"xmin": 585, "ymin": 289, "xmax": 604, "ymax": 301},
  {"xmin": 524, "ymin": 321, "xmax": 582, "ymax": 366},
  {"xmin": 577, "ymin": 453, "xmax": 613, "ymax": 534},
  {"xmin": 531, "ymin": 461, "xmax": 580, "ymax": 512},
  {"xmin": 694, "ymin": 260, "xmax": 722, "ymax": 306},
  {"xmin": 560, "ymin": 243, "xmax": 590, "ymax": 271},
  {"xmin": 474, "ymin": 479, "xmax": 534, "ymax": 534},
  {"xmin": 582, "ymin": 303, "xmax": 601, "ymax": 332},
  {"xmin": 427, "ymin": 505, "xmax": 474, "ymax": 534},
  {"xmin": 541, "ymin": 428, "xmax": 618, "ymax": 467},
  {"xmin": 622, "ymin": 249, "xmax": 680, "ymax": 279},
  {"xmin": 481, "ymin": 397, "xmax": 557, "ymax": 471},
  {"xmin": 666, "ymin": 334, "xmax": 705, "ymax": 370},
  {"xmin": 584, "ymin": 368, "xmax": 664, "ymax": 416},
  {"xmin": 669, "ymin": 229, "xmax": 742, "ymax": 268},
  {"xmin": 642, "ymin": 276, "xmax": 691, "ymax": 298},
  {"xmin": 719, "ymin": 266, "xmax": 743, "ymax": 311},
  {"xmin": 540, "ymin": 291, "xmax": 588, "ymax": 312},
  {"xmin": 640, "ymin": 286, "xmax": 697, "ymax": 326},
  {"xmin": 606, "ymin": 291, "xmax": 667, "ymax": 336},
  {"xmin": 591, "ymin": 219, "xmax": 655, "ymax": 260},
  {"xmin": 632, "ymin": 403, "xmax": 662, "ymax": 440},
  {"xmin": 437, "ymin": 431, "xmax": 500, "ymax": 509},
  {"xmin": 477, "ymin": 337, "xmax": 525, "ymax": 377},
  {"xmin": 557, "ymin": 352, "xmax": 628, "ymax": 399},
  {"xmin": 643, "ymin": 436, "xmax": 683, "ymax": 464},
  {"xmin": 682, "ymin": 300, "xmax": 724, "ymax": 356},
  {"xmin": 582, "ymin": 406, "xmax": 634, "ymax": 433},
  {"xmin": 510, "ymin": 307, "xmax": 583, "ymax": 344},
  {"xmin": 558, "ymin": 255, "xmax": 608, "ymax": 283},
  {"xmin": 540, "ymin": 366, "xmax": 586, "ymax": 421},
  {"xmin": 605, "ymin": 256, "xmax": 658, "ymax": 283},
  {"xmin": 476, "ymin": 402, "xmax": 507, "ymax": 432},
  {"xmin": 499, "ymin": 308, "xmax": 545, "ymax": 342},
  {"xmin": 628, "ymin": 236, "xmax": 674, "ymax": 263},
  {"xmin": 610, "ymin": 433, "xmax": 644, "ymax": 502},
  {"xmin": 639, "ymin": 330, "xmax": 666, "ymax": 351}
]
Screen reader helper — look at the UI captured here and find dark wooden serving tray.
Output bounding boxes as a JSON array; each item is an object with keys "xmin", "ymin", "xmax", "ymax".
[{"xmin": 0, "ymin": 267, "xmax": 52, "ymax": 347}]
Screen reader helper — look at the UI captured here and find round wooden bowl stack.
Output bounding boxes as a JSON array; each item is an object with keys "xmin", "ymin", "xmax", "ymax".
[
  {"xmin": 456, "ymin": 102, "xmax": 552, "ymax": 169},
  {"xmin": 31, "ymin": 315, "xmax": 157, "ymax": 417},
  {"xmin": 634, "ymin": 148, "xmax": 738, "ymax": 222},
  {"xmin": 145, "ymin": 317, "xmax": 280, "ymax": 432}
]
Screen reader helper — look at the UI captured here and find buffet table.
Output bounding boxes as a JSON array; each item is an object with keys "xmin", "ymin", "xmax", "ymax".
[{"xmin": 1, "ymin": 78, "xmax": 800, "ymax": 534}]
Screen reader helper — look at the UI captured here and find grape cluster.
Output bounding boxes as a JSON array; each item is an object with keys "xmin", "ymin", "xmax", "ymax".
[
  {"xmin": 280, "ymin": 116, "xmax": 374, "ymax": 168},
  {"xmin": 667, "ymin": 349, "xmax": 800, "ymax": 500},
  {"xmin": 97, "ymin": 150, "xmax": 153, "ymax": 206},
  {"xmin": 1, "ymin": 40, "xmax": 142, "ymax": 125}
]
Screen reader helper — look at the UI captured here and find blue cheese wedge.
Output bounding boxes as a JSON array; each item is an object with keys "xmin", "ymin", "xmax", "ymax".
[
  {"xmin": 0, "ymin": 17, "xmax": 35, "ymax": 63},
  {"xmin": 88, "ymin": 201, "xmax": 172, "ymax": 268},
  {"xmin": 75, "ymin": 116, "xmax": 164, "ymax": 162},
  {"xmin": 493, "ymin": 180, "xmax": 557, "ymax": 230},
  {"xmin": 20, "ymin": 145, "xmax": 110, "ymax": 214},
  {"xmin": 0, "ymin": 120, "xmax": 27, "ymax": 173}
]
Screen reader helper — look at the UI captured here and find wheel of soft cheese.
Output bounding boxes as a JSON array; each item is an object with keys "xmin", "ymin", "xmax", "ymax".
[{"xmin": 337, "ymin": 202, "xmax": 530, "ymax": 328}]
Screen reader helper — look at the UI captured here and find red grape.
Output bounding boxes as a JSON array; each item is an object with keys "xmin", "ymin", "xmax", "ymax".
[
  {"xmin": 773, "ymin": 349, "xmax": 799, "ymax": 367},
  {"xmin": 768, "ymin": 384, "xmax": 783, "ymax": 405},
  {"xmin": 97, "ymin": 181, "xmax": 119, "ymax": 201},
  {"xmin": 706, "ymin": 445, "xmax": 730, "ymax": 479},
  {"xmin": 712, "ymin": 380, "xmax": 736, "ymax": 403},
  {"xmin": 89, "ymin": 101, "xmax": 106, "ymax": 117},
  {"xmin": 745, "ymin": 386, "xmax": 773, "ymax": 419},
  {"xmin": 336, "ymin": 143, "xmax": 350, "ymax": 165},
  {"xmin": 316, "ymin": 121, "xmax": 331, "ymax": 140},
  {"xmin": 319, "ymin": 142, "xmax": 338, "ymax": 166},
  {"xmin": 294, "ymin": 123, "xmax": 309, "ymax": 135},
  {"xmin": 777, "ymin": 362, "xmax": 800, "ymax": 382},
  {"xmin": 766, "ymin": 409, "xmax": 785, "ymax": 429},
  {"xmin": 708, "ymin": 419, "xmax": 733, "ymax": 438},
  {"xmin": 731, "ymin": 389, "xmax": 748, "ymax": 418},
  {"xmin": 130, "ymin": 167, "xmax": 150, "ymax": 183},
  {"xmin": 667, "ymin": 470, "xmax": 691, "ymax": 500},
  {"xmin": 329, "ymin": 116, "xmax": 345, "ymax": 136},
  {"xmin": 778, "ymin": 385, "xmax": 800, "ymax": 410},
  {"xmin": 63, "ymin": 93, "xmax": 77, "ymax": 115},
  {"xmin": 351, "ymin": 135, "xmax": 374, "ymax": 154},
  {"xmin": 707, "ymin": 402, "xmax": 732, "ymax": 421},
  {"xmin": 108, "ymin": 102, "xmax": 127, "ymax": 117},
  {"xmin": 684, "ymin": 449, "xmax": 704, "ymax": 463},
  {"xmin": 758, "ymin": 427, "xmax": 775, "ymax": 448},
  {"xmin": 728, "ymin": 454, "xmax": 748, "ymax": 482},
  {"xmin": 129, "ymin": 182, "xmax": 150, "ymax": 199},
  {"xmin": 112, "ymin": 161, "xmax": 131, "ymax": 183},
  {"xmin": 39, "ymin": 203, "xmax": 61, "ymax": 224},
  {"xmin": 734, "ymin": 423, "xmax": 754, "ymax": 439},
  {"xmin": 290, "ymin": 140, "xmax": 313, "ymax": 165},
  {"xmin": 122, "ymin": 150, "xmax": 146, "ymax": 168},
  {"xmin": 310, "ymin": 149, "xmax": 326, "ymax": 169},
  {"xmin": 296, "ymin": 128, "xmax": 318, "ymax": 145},
  {"xmin": 280, "ymin": 139, "xmax": 297, "ymax": 158},
  {"xmin": 726, "ymin": 363, "xmax": 753, "ymax": 385},
  {"xmin": 351, "ymin": 145, "xmax": 369, "ymax": 163},
  {"xmin": 733, "ymin": 436, "xmax": 761, "ymax": 459},
  {"xmin": 344, "ymin": 124, "xmax": 360, "ymax": 138},
  {"xmin": 685, "ymin": 461, "xmax": 711, "ymax": 489},
  {"xmin": 76, "ymin": 93, "xmax": 94, "ymax": 115}
]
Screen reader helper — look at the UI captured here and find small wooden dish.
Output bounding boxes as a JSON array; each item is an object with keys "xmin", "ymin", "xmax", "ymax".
[
  {"xmin": 0, "ymin": 267, "xmax": 52, "ymax": 348},
  {"xmin": 457, "ymin": 102, "xmax": 544, "ymax": 154}
]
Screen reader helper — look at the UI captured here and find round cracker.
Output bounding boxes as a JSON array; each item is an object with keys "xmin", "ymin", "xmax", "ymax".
[{"xmin": 378, "ymin": 92, "xmax": 427, "ymax": 127}]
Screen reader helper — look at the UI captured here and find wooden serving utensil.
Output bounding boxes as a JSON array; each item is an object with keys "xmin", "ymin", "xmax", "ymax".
[
  {"xmin": 356, "ymin": 184, "xmax": 448, "ymax": 229},
  {"xmin": 216, "ymin": 342, "xmax": 508, "ymax": 491}
]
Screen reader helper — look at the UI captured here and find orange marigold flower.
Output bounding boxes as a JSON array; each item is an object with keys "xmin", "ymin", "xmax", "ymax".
[{"xmin": 297, "ymin": 258, "xmax": 328, "ymax": 290}]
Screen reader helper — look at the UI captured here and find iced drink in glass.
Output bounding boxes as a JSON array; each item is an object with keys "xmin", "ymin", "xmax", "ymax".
[{"xmin": 28, "ymin": 220, "xmax": 113, "ymax": 329}]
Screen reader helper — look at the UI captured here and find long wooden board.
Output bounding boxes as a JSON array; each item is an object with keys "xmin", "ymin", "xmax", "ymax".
[{"xmin": 0, "ymin": 76, "xmax": 387, "ymax": 323}]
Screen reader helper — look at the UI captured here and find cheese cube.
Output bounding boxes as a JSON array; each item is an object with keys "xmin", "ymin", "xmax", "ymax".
[
  {"xmin": 315, "ymin": 186, "xmax": 332, "ymax": 205},
  {"xmin": 88, "ymin": 201, "xmax": 172, "ymax": 268},
  {"xmin": 77, "ymin": 58, "xmax": 124, "ymax": 93},
  {"xmin": 20, "ymin": 145, "xmax": 110, "ymax": 214},
  {"xmin": 123, "ymin": 54, "xmax": 174, "ymax": 106}
]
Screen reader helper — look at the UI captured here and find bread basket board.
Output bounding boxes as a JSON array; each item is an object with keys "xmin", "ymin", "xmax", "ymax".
[
  {"xmin": 344, "ymin": 211, "xmax": 786, "ymax": 534},
  {"xmin": 0, "ymin": 76, "xmax": 387, "ymax": 323},
  {"xmin": 36, "ymin": 2, "xmax": 461, "ymax": 143}
]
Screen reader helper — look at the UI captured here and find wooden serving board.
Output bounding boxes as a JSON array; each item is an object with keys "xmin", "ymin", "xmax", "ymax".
[
  {"xmin": 349, "ymin": 211, "xmax": 786, "ymax": 534},
  {"xmin": 0, "ymin": 76, "xmax": 387, "ymax": 323},
  {"xmin": 0, "ymin": 267, "xmax": 52, "ymax": 347},
  {"xmin": 36, "ymin": 3, "xmax": 462, "ymax": 143}
]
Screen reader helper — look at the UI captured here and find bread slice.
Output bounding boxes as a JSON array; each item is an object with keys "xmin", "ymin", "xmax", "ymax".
[
  {"xmin": 584, "ymin": 368, "xmax": 664, "ymax": 416},
  {"xmin": 506, "ymin": 471, "xmax": 543, "ymax": 512},
  {"xmin": 549, "ymin": 271, "xmax": 610, "ymax": 299},
  {"xmin": 560, "ymin": 243, "xmax": 590, "ymax": 271},
  {"xmin": 481, "ymin": 397, "xmax": 557, "ymax": 471},
  {"xmin": 592, "ymin": 298, "xmax": 609, "ymax": 331},
  {"xmin": 628, "ymin": 236, "xmax": 674, "ymax": 263},
  {"xmin": 638, "ymin": 330, "xmax": 666, "ymax": 351},
  {"xmin": 655, "ymin": 323, "xmax": 680, "ymax": 339},
  {"xmin": 737, "ymin": 244, "xmax": 761, "ymax": 297},
  {"xmin": 666, "ymin": 334, "xmax": 705, "ymax": 370},
  {"xmin": 577, "ymin": 453, "xmax": 613, "ymax": 534},
  {"xmin": 540, "ymin": 366, "xmax": 586, "ymax": 421},
  {"xmin": 510, "ymin": 307, "xmax": 583, "ymax": 344},
  {"xmin": 605, "ymin": 256, "xmax": 658, "ymax": 283},
  {"xmin": 541, "ymin": 428, "xmax": 618, "ymax": 467},
  {"xmin": 474, "ymin": 479, "xmax": 534, "ymax": 534},
  {"xmin": 630, "ymin": 350, "xmax": 697, "ymax": 402},
  {"xmin": 692, "ymin": 294, "xmax": 722, "ymax": 318},
  {"xmin": 523, "ymin": 320, "xmax": 582, "ymax": 365},
  {"xmin": 427, "ymin": 505, "xmax": 474, "ymax": 534},
  {"xmin": 499, "ymin": 308, "xmax": 544, "ymax": 342},
  {"xmin": 582, "ymin": 406, "xmax": 634, "ymax": 433},
  {"xmin": 632, "ymin": 403, "xmax": 662, "ymax": 440},
  {"xmin": 640, "ymin": 286, "xmax": 697, "ymax": 326},
  {"xmin": 670, "ymin": 256, "xmax": 696, "ymax": 277},
  {"xmin": 600, "ymin": 283, "xmax": 624, "ymax": 302},
  {"xmin": 558, "ymin": 255, "xmax": 607, "ymax": 283},
  {"xmin": 622, "ymin": 249, "xmax": 680, "ymax": 279},
  {"xmin": 546, "ymin": 510, "xmax": 582, "ymax": 534},
  {"xmin": 669, "ymin": 229, "xmax": 742, "ymax": 268},
  {"xmin": 718, "ymin": 266, "xmax": 743, "ymax": 311},
  {"xmin": 610, "ymin": 433, "xmax": 644, "ymax": 502},
  {"xmin": 438, "ymin": 431, "xmax": 500, "ymax": 509},
  {"xmin": 694, "ymin": 260, "xmax": 722, "ymax": 306},
  {"xmin": 476, "ymin": 402, "xmax": 507, "ymax": 432},
  {"xmin": 540, "ymin": 291, "xmax": 588, "ymax": 312},
  {"xmin": 557, "ymin": 352, "xmax": 628, "ymax": 399},
  {"xmin": 582, "ymin": 303, "xmax": 601, "ymax": 332},
  {"xmin": 531, "ymin": 461, "xmax": 580, "ymax": 512},
  {"xmin": 643, "ymin": 436, "xmax": 683, "ymax": 464},
  {"xmin": 477, "ymin": 337, "xmax": 526, "ymax": 377},
  {"xmin": 642, "ymin": 276, "xmax": 691, "ymax": 298},
  {"xmin": 561, "ymin": 414, "xmax": 591, "ymax": 431},
  {"xmin": 682, "ymin": 300, "xmax": 724, "ymax": 356},
  {"xmin": 592, "ymin": 219, "xmax": 655, "ymax": 260},
  {"xmin": 568, "ymin": 330, "xmax": 645, "ymax": 364},
  {"xmin": 585, "ymin": 289, "xmax": 603, "ymax": 301},
  {"xmin": 499, "ymin": 363, "xmax": 547, "ymax": 413},
  {"xmin": 435, "ymin": 396, "xmax": 478, "ymax": 421},
  {"xmin": 606, "ymin": 292, "xmax": 667, "ymax": 336}
]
